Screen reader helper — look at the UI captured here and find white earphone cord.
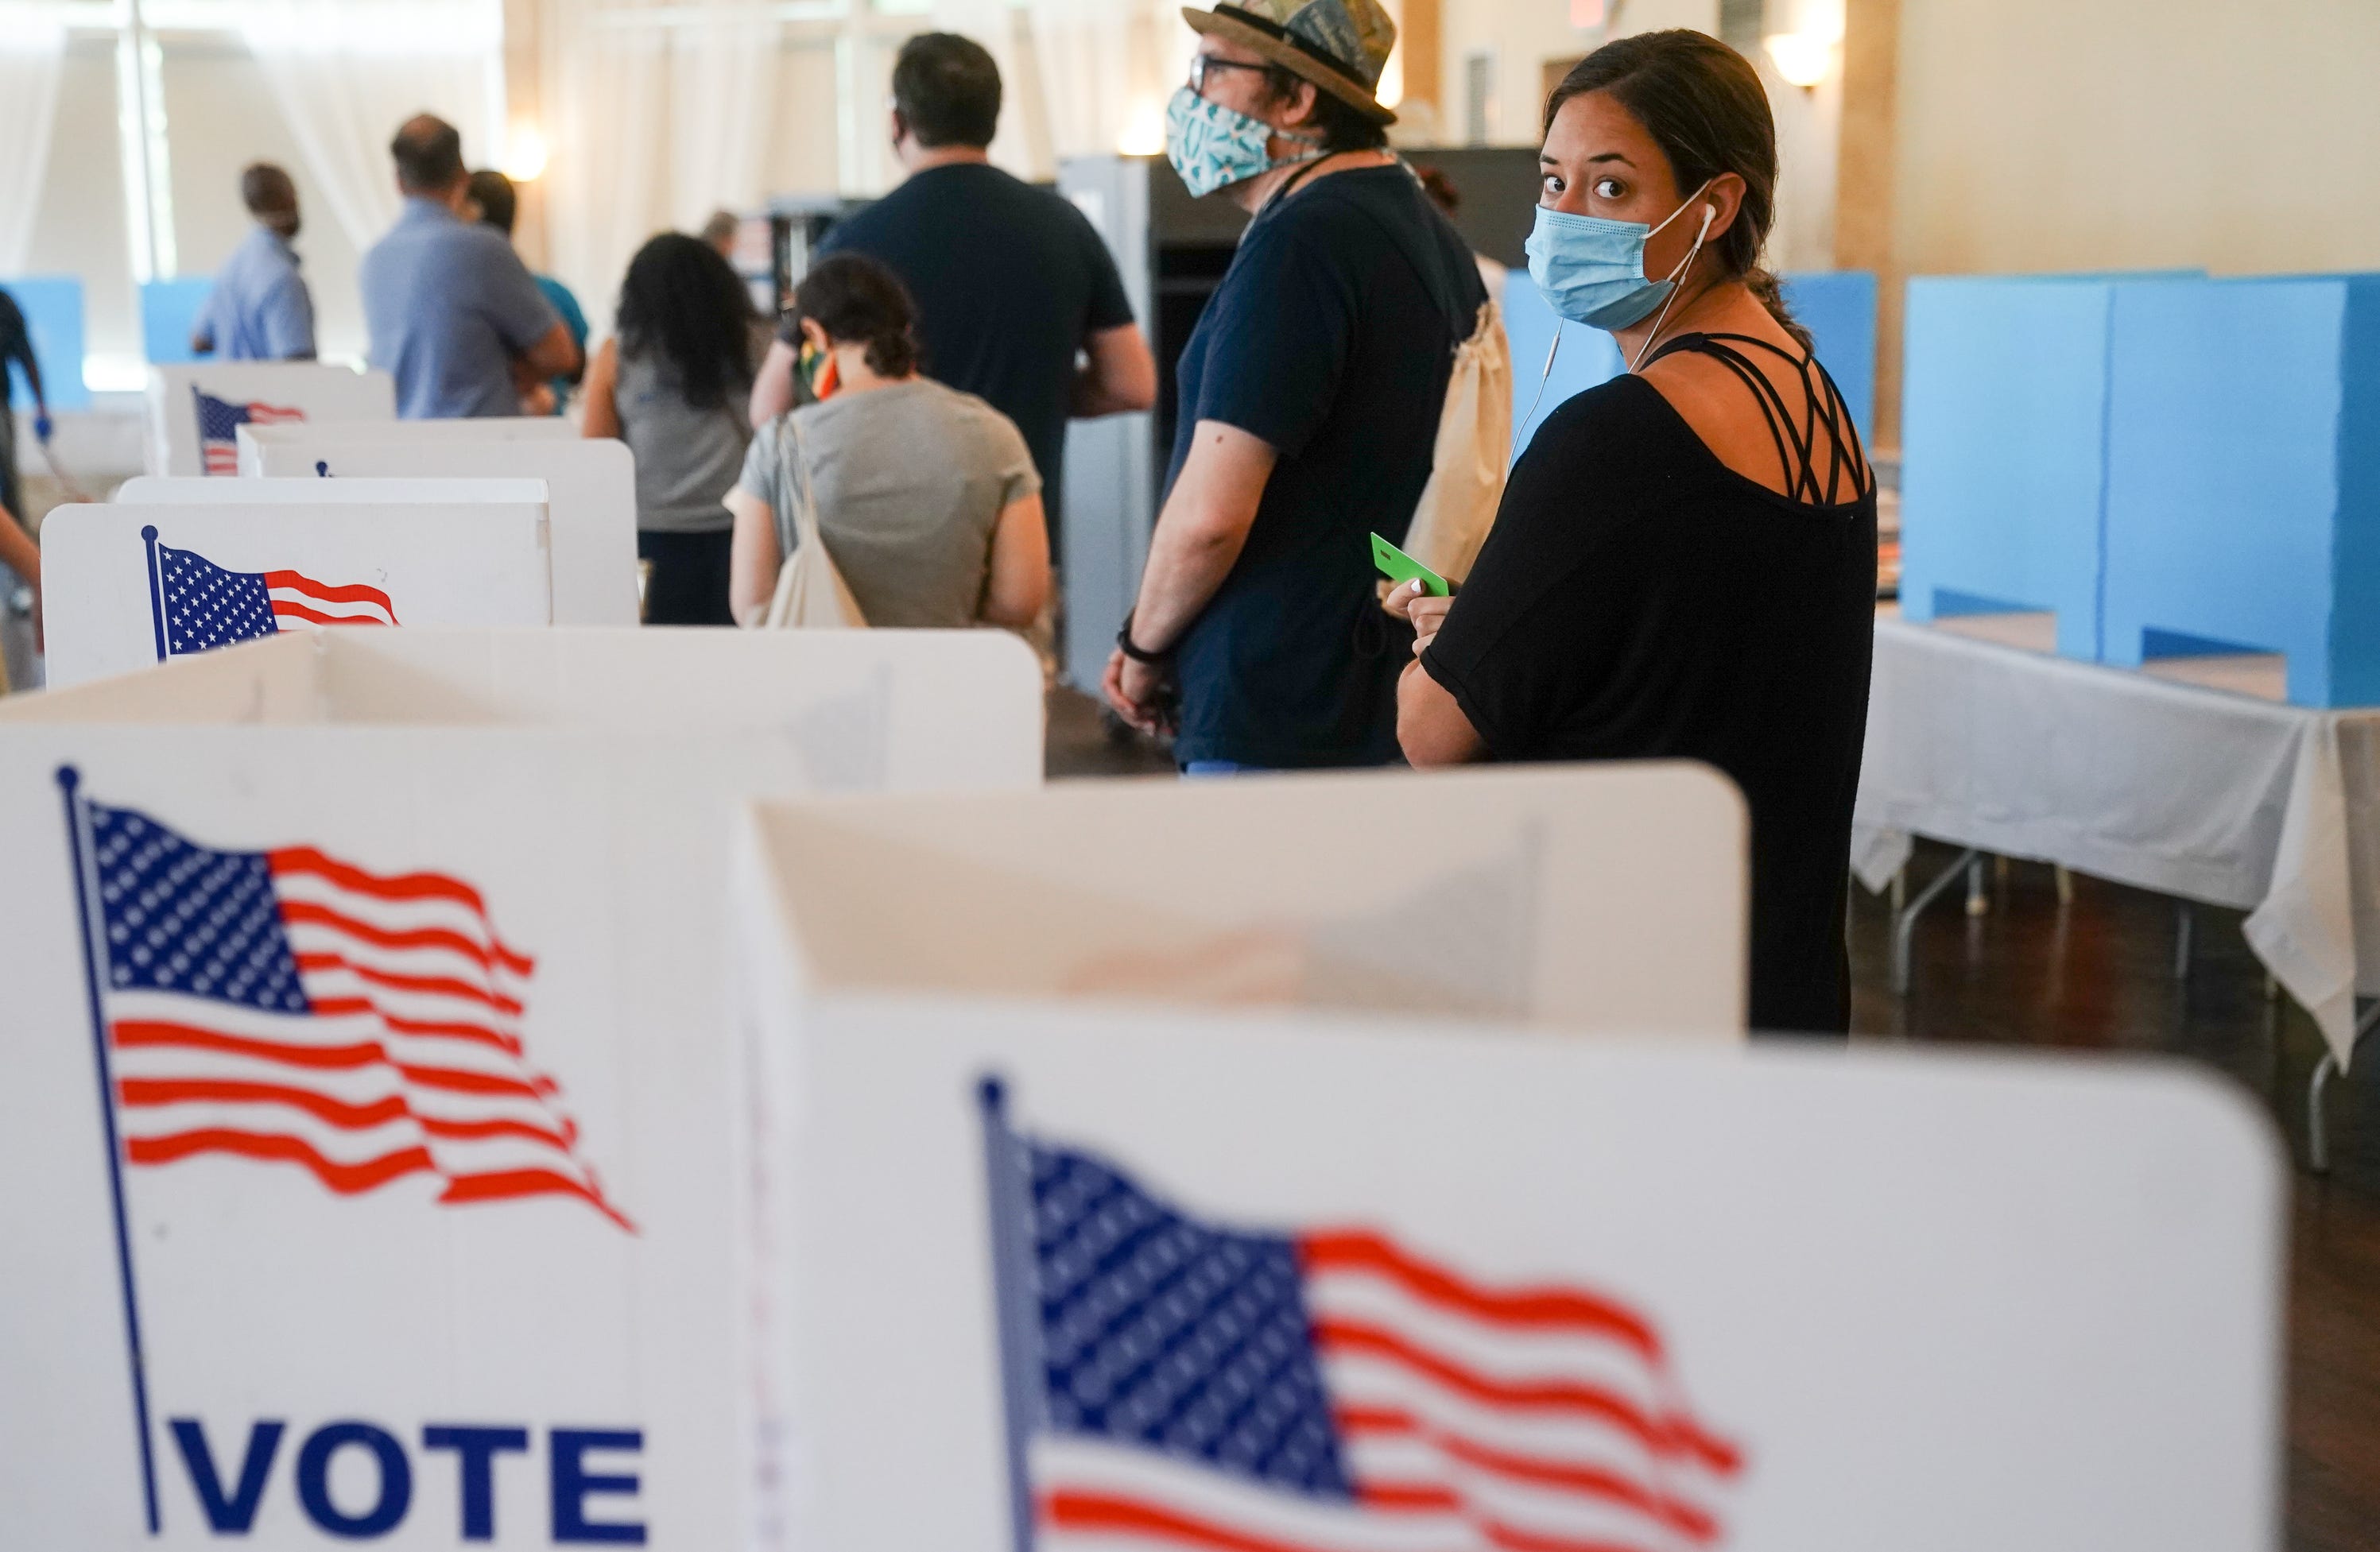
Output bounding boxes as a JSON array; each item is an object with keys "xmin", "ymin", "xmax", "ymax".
[
  {"xmin": 1630, "ymin": 203, "xmax": 1718, "ymax": 373},
  {"xmin": 1520, "ymin": 199, "xmax": 1720, "ymax": 440}
]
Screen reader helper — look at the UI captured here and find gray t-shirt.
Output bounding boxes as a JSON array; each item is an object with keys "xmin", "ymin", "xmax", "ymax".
[
  {"xmin": 618, "ymin": 347, "xmax": 751, "ymax": 533},
  {"xmin": 737, "ymin": 378, "xmax": 1041, "ymax": 629}
]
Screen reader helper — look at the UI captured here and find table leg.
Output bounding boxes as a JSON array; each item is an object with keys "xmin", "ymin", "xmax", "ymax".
[
  {"xmin": 1894, "ymin": 847, "xmax": 1983, "ymax": 997},
  {"xmin": 2308, "ymin": 1000, "xmax": 2380, "ymax": 1175},
  {"xmin": 2174, "ymin": 902, "xmax": 2195, "ymax": 981},
  {"xmin": 2310, "ymin": 1052, "xmax": 2339, "ymax": 1175}
]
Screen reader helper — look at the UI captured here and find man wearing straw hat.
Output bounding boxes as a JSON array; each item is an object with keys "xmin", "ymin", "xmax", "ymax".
[{"xmin": 1103, "ymin": 0, "xmax": 1485, "ymax": 773}]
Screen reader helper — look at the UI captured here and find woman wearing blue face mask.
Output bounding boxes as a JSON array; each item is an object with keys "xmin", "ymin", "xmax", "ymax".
[{"xmin": 1393, "ymin": 29, "xmax": 1877, "ymax": 1035}]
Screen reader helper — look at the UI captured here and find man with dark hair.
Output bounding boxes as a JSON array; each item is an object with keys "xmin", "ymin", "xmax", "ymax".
[
  {"xmin": 750, "ymin": 31, "xmax": 1155, "ymax": 561},
  {"xmin": 192, "ymin": 163, "xmax": 316, "ymax": 361},
  {"xmin": 465, "ymin": 168, "xmax": 587, "ymax": 415},
  {"xmin": 1099, "ymin": 0, "xmax": 1487, "ymax": 772},
  {"xmin": 359, "ymin": 114, "xmax": 579, "ymax": 418}
]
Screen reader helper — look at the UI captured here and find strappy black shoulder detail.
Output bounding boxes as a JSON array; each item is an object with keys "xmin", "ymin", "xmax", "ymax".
[{"xmin": 1642, "ymin": 331, "xmax": 1875, "ymax": 508}]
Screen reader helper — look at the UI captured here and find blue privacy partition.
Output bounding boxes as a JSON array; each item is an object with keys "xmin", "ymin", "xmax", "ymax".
[
  {"xmin": 1502, "ymin": 265, "xmax": 1623, "ymax": 461},
  {"xmin": 1898, "ymin": 275, "xmax": 2141, "ymax": 660},
  {"xmin": 1781, "ymin": 271, "xmax": 1876, "ymax": 444},
  {"xmin": 0, "ymin": 275, "xmax": 91, "ymax": 411},
  {"xmin": 141, "ymin": 277, "xmax": 215, "ymax": 366},
  {"xmin": 1503, "ymin": 269, "xmax": 1877, "ymax": 463},
  {"xmin": 2103, "ymin": 275, "xmax": 2380, "ymax": 706}
]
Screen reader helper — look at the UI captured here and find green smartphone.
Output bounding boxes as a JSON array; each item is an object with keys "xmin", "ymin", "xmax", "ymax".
[{"xmin": 1370, "ymin": 532, "xmax": 1449, "ymax": 597}]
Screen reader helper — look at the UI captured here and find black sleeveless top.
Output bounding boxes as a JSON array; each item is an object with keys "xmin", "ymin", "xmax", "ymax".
[{"xmin": 1420, "ymin": 334, "xmax": 1878, "ymax": 1033}]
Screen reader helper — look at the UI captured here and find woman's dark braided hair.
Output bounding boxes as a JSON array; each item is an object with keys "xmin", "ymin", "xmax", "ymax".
[
  {"xmin": 1545, "ymin": 30, "xmax": 1812, "ymax": 353},
  {"xmin": 616, "ymin": 231, "xmax": 758, "ymax": 412}
]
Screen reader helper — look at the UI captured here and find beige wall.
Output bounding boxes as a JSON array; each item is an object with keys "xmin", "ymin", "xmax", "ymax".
[
  {"xmin": 1855, "ymin": 0, "xmax": 2380, "ymax": 447},
  {"xmin": 1893, "ymin": 0, "xmax": 2380, "ymax": 281}
]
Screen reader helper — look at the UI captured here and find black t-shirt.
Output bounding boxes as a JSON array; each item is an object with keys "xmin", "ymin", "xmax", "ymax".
[
  {"xmin": 1421, "ymin": 371, "xmax": 1878, "ymax": 1032},
  {"xmin": 1169, "ymin": 165, "xmax": 1487, "ymax": 768},
  {"xmin": 798, "ymin": 163, "xmax": 1134, "ymax": 538}
]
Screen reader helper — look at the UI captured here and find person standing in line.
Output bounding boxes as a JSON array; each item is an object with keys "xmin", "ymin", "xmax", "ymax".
[
  {"xmin": 726, "ymin": 254, "xmax": 1049, "ymax": 633},
  {"xmin": 582, "ymin": 234, "xmax": 758, "ymax": 627},
  {"xmin": 700, "ymin": 211, "xmax": 742, "ymax": 263},
  {"xmin": 1099, "ymin": 0, "xmax": 1487, "ymax": 772},
  {"xmin": 190, "ymin": 164, "xmax": 316, "ymax": 362},
  {"xmin": 359, "ymin": 115, "xmax": 579, "ymax": 419},
  {"xmin": 0, "ymin": 286, "xmax": 52, "ymax": 536},
  {"xmin": 749, "ymin": 31, "xmax": 1156, "ymax": 560},
  {"xmin": 1395, "ymin": 32, "xmax": 1877, "ymax": 1032},
  {"xmin": 465, "ymin": 169, "xmax": 587, "ymax": 415}
]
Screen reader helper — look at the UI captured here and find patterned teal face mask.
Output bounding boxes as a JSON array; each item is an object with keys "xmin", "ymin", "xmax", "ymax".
[{"xmin": 1163, "ymin": 85, "xmax": 1320, "ymax": 199}]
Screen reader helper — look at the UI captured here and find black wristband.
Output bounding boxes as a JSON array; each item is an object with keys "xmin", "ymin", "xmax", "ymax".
[{"xmin": 1116, "ymin": 613, "xmax": 1172, "ymax": 665}]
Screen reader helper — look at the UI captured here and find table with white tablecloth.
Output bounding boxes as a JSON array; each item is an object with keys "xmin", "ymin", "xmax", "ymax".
[{"xmin": 1854, "ymin": 613, "xmax": 2380, "ymax": 1072}]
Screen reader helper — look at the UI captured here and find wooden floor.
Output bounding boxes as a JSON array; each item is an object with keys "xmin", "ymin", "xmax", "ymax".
[{"xmin": 1045, "ymin": 689, "xmax": 2380, "ymax": 1551}]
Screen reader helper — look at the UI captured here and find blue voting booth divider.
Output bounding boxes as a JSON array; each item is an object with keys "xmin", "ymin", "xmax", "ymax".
[
  {"xmin": 1505, "ymin": 267, "xmax": 1879, "ymax": 463},
  {"xmin": 1502, "ymin": 266, "xmax": 1624, "ymax": 459},
  {"xmin": 1781, "ymin": 271, "xmax": 1876, "ymax": 445},
  {"xmin": 141, "ymin": 277, "xmax": 215, "ymax": 366},
  {"xmin": 0, "ymin": 275, "xmax": 91, "ymax": 412},
  {"xmin": 2103, "ymin": 275, "xmax": 2380, "ymax": 707},
  {"xmin": 1899, "ymin": 276, "xmax": 2126, "ymax": 660}
]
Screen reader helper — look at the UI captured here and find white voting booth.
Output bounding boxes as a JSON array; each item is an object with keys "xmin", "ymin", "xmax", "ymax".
[
  {"xmin": 239, "ymin": 427, "xmax": 638, "ymax": 626},
  {"xmin": 738, "ymin": 767, "xmax": 1751, "ymax": 1032},
  {"xmin": 0, "ymin": 626, "xmax": 1044, "ymax": 1550},
  {"xmin": 145, "ymin": 365, "xmax": 396, "ymax": 478},
  {"xmin": 40, "ymin": 505, "xmax": 552, "ymax": 689},
  {"xmin": 118, "ymin": 476, "xmax": 552, "ymax": 511},
  {"xmin": 773, "ymin": 1024, "xmax": 2281, "ymax": 1552},
  {"xmin": 235, "ymin": 419, "xmax": 577, "ymax": 467},
  {"xmin": 729, "ymin": 776, "xmax": 2284, "ymax": 1550}
]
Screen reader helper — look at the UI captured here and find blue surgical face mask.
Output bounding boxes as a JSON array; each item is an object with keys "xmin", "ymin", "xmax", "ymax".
[
  {"xmin": 1164, "ymin": 86, "xmax": 1320, "ymax": 200},
  {"xmin": 1514, "ymin": 184, "xmax": 1717, "ymax": 439},
  {"xmin": 1524, "ymin": 184, "xmax": 1715, "ymax": 331}
]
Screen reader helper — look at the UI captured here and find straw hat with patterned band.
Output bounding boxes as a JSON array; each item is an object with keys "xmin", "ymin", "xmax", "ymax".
[{"xmin": 1183, "ymin": 0, "xmax": 1400, "ymax": 126}]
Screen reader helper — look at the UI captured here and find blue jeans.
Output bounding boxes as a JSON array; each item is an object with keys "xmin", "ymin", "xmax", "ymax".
[{"xmin": 1180, "ymin": 761, "xmax": 1272, "ymax": 779}]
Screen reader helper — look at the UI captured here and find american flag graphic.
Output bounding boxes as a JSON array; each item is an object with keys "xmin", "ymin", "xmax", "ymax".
[
  {"xmin": 193, "ymin": 387, "xmax": 304, "ymax": 476},
  {"xmin": 143, "ymin": 524, "xmax": 398, "ymax": 663},
  {"xmin": 983, "ymin": 1086, "xmax": 1742, "ymax": 1552},
  {"xmin": 69, "ymin": 785, "xmax": 632, "ymax": 1230}
]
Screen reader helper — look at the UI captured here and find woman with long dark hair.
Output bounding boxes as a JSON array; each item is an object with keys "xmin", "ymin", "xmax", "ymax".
[
  {"xmin": 1393, "ymin": 31, "xmax": 1877, "ymax": 1034},
  {"xmin": 583, "ymin": 231, "xmax": 760, "ymax": 625}
]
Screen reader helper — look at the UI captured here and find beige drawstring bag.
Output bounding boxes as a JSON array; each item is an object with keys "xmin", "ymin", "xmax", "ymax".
[
  {"xmin": 753, "ymin": 413, "xmax": 866, "ymax": 630},
  {"xmin": 1401, "ymin": 296, "xmax": 1514, "ymax": 585}
]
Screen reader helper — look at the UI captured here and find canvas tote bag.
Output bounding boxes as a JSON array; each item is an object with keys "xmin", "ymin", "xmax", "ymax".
[
  {"xmin": 754, "ymin": 413, "xmax": 867, "ymax": 630},
  {"xmin": 1401, "ymin": 294, "xmax": 1514, "ymax": 583}
]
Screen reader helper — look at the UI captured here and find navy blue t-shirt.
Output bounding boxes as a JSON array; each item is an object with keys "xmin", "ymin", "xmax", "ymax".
[
  {"xmin": 1167, "ymin": 165, "xmax": 1486, "ymax": 768},
  {"xmin": 804, "ymin": 163, "xmax": 1134, "ymax": 541}
]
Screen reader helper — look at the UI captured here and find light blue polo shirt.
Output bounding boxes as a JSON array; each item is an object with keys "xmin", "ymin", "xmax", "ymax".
[
  {"xmin": 360, "ymin": 196, "xmax": 560, "ymax": 419},
  {"xmin": 194, "ymin": 224, "xmax": 316, "ymax": 361}
]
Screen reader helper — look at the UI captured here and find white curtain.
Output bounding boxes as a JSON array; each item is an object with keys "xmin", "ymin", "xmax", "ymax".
[
  {"xmin": 0, "ymin": 6, "xmax": 68, "ymax": 273},
  {"xmin": 541, "ymin": 0, "xmax": 781, "ymax": 331},
  {"xmin": 238, "ymin": 0, "xmax": 505, "ymax": 256},
  {"xmin": 927, "ymin": 0, "xmax": 1186, "ymax": 180}
]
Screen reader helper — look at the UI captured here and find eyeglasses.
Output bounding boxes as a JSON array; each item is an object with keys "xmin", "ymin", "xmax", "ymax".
[{"xmin": 1188, "ymin": 54, "xmax": 1270, "ymax": 97}]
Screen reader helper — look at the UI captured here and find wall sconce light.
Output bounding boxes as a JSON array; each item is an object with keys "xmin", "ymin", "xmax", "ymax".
[
  {"xmin": 500, "ymin": 125, "xmax": 549, "ymax": 184},
  {"xmin": 1763, "ymin": 30, "xmax": 1834, "ymax": 89},
  {"xmin": 1117, "ymin": 101, "xmax": 1166, "ymax": 157}
]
